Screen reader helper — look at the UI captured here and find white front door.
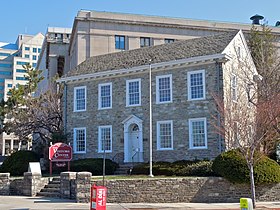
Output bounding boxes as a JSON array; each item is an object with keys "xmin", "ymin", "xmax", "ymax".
[
  {"xmin": 130, "ymin": 130, "xmax": 140, "ymax": 162},
  {"xmin": 123, "ymin": 117, "xmax": 144, "ymax": 163}
]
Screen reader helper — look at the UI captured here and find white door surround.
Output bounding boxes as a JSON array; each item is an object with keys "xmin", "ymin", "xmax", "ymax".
[{"xmin": 122, "ymin": 115, "xmax": 143, "ymax": 163}]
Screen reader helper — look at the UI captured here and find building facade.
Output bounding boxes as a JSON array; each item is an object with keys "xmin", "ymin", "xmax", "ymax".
[
  {"xmin": 0, "ymin": 33, "xmax": 44, "ymax": 156},
  {"xmin": 68, "ymin": 10, "xmax": 280, "ymax": 71},
  {"xmin": 36, "ymin": 27, "xmax": 72, "ymax": 94},
  {"xmin": 58, "ymin": 31, "xmax": 257, "ymax": 163}
]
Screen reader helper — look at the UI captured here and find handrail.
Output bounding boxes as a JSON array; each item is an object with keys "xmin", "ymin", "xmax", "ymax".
[{"xmin": 131, "ymin": 151, "xmax": 139, "ymax": 167}]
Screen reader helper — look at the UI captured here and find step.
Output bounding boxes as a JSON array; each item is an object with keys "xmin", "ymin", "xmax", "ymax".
[
  {"xmin": 51, "ymin": 177, "xmax": 61, "ymax": 182},
  {"xmin": 46, "ymin": 183, "xmax": 60, "ymax": 188},
  {"xmin": 37, "ymin": 191, "xmax": 61, "ymax": 198},
  {"xmin": 40, "ymin": 188, "xmax": 60, "ymax": 193}
]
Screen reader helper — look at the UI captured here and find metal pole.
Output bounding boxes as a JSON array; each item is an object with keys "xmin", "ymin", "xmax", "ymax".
[
  {"xmin": 102, "ymin": 139, "xmax": 106, "ymax": 186},
  {"xmin": 149, "ymin": 60, "xmax": 154, "ymax": 177}
]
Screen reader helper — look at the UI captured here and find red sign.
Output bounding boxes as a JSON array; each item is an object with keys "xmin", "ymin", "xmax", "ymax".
[
  {"xmin": 90, "ymin": 185, "xmax": 107, "ymax": 210},
  {"xmin": 49, "ymin": 143, "xmax": 72, "ymax": 162}
]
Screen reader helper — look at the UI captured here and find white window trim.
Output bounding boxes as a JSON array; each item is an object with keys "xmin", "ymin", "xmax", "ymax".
[
  {"xmin": 156, "ymin": 74, "xmax": 173, "ymax": 104},
  {"xmin": 156, "ymin": 120, "xmax": 173, "ymax": 151},
  {"xmin": 73, "ymin": 127, "xmax": 86, "ymax": 154},
  {"xmin": 231, "ymin": 74, "xmax": 238, "ymax": 103},
  {"xmin": 98, "ymin": 82, "xmax": 112, "ymax": 110},
  {"xmin": 74, "ymin": 86, "xmax": 86, "ymax": 112},
  {"xmin": 126, "ymin": 78, "xmax": 141, "ymax": 107},
  {"xmin": 189, "ymin": 117, "xmax": 207, "ymax": 149},
  {"xmin": 98, "ymin": 125, "xmax": 112, "ymax": 153},
  {"xmin": 187, "ymin": 70, "xmax": 206, "ymax": 101}
]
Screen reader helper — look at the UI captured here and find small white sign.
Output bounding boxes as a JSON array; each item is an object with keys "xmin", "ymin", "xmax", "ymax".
[{"xmin": 28, "ymin": 162, "xmax": 42, "ymax": 175}]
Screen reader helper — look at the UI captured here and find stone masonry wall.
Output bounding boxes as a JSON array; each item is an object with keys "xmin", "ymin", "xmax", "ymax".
[
  {"xmin": 0, "ymin": 173, "xmax": 9, "ymax": 195},
  {"xmin": 21, "ymin": 172, "xmax": 49, "ymax": 197},
  {"xmin": 3, "ymin": 173, "xmax": 49, "ymax": 196},
  {"xmin": 1, "ymin": 172, "xmax": 279, "ymax": 203},
  {"xmin": 92, "ymin": 177, "xmax": 280, "ymax": 203},
  {"xmin": 66, "ymin": 63, "xmax": 222, "ymax": 163}
]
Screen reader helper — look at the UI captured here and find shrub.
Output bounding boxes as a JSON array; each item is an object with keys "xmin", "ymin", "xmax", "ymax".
[
  {"xmin": 70, "ymin": 158, "xmax": 118, "ymax": 175},
  {"xmin": 254, "ymin": 156, "xmax": 280, "ymax": 184},
  {"xmin": 131, "ymin": 160, "xmax": 215, "ymax": 176},
  {"xmin": 176, "ymin": 161, "xmax": 216, "ymax": 176},
  {"xmin": 132, "ymin": 162, "xmax": 176, "ymax": 176},
  {"xmin": 212, "ymin": 149, "xmax": 280, "ymax": 184},
  {"xmin": 0, "ymin": 150, "xmax": 40, "ymax": 176}
]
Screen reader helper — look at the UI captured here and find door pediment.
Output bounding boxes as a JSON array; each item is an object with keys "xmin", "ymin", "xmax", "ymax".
[{"xmin": 122, "ymin": 115, "xmax": 143, "ymax": 125}]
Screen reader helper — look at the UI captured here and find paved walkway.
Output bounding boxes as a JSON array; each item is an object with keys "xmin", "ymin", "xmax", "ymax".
[{"xmin": 0, "ymin": 196, "xmax": 280, "ymax": 210}]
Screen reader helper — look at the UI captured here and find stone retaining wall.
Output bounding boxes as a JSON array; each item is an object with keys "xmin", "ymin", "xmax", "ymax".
[
  {"xmin": 1, "ymin": 172, "xmax": 279, "ymax": 203},
  {"xmin": 60, "ymin": 172, "xmax": 92, "ymax": 203},
  {"xmin": 0, "ymin": 173, "xmax": 9, "ymax": 195},
  {"xmin": 0, "ymin": 173, "xmax": 49, "ymax": 196},
  {"xmin": 92, "ymin": 177, "xmax": 280, "ymax": 203}
]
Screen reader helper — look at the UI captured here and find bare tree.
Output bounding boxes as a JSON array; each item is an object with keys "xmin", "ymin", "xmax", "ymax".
[{"xmin": 212, "ymin": 28, "xmax": 280, "ymax": 208}]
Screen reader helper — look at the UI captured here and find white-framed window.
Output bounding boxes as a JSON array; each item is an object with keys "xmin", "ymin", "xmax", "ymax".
[
  {"xmin": 233, "ymin": 121, "xmax": 239, "ymax": 143},
  {"xmin": 98, "ymin": 125, "xmax": 112, "ymax": 153},
  {"xmin": 189, "ymin": 118, "xmax": 207, "ymax": 149},
  {"xmin": 74, "ymin": 86, "xmax": 86, "ymax": 112},
  {"xmin": 157, "ymin": 120, "xmax": 173, "ymax": 150},
  {"xmin": 187, "ymin": 70, "xmax": 205, "ymax": 100},
  {"xmin": 156, "ymin": 74, "xmax": 172, "ymax": 104},
  {"xmin": 231, "ymin": 74, "xmax": 238, "ymax": 102},
  {"xmin": 126, "ymin": 79, "xmax": 141, "ymax": 106},
  {"xmin": 98, "ymin": 83, "xmax": 112, "ymax": 109},
  {"xmin": 73, "ymin": 127, "xmax": 86, "ymax": 153}
]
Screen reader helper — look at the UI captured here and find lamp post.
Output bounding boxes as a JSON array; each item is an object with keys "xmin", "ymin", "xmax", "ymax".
[
  {"xmin": 149, "ymin": 60, "xmax": 154, "ymax": 177},
  {"xmin": 102, "ymin": 138, "xmax": 106, "ymax": 186}
]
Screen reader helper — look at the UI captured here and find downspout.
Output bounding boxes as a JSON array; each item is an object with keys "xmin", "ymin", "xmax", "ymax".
[
  {"xmin": 62, "ymin": 81, "xmax": 67, "ymax": 135},
  {"xmin": 216, "ymin": 61, "xmax": 222, "ymax": 154}
]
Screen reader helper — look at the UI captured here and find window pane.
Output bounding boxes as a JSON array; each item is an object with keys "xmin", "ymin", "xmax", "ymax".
[
  {"xmin": 189, "ymin": 72, "xmax": 204, "ymax": 99},
  {"xmin": 75, "ymin": 129, "xmax": 86, "ymax": 152},
  {"xmin": 100, "ymin": 84, "xmax": 111, "ymax": 108},
  {"xmin": 165, "ymin": 39, "xmax": 175, "ymax": 44},
  {"xmin": 75, "ymin": 88, "xmax": 85, "ymax": 111},
  {"xmin": 159, "ymin": 77, "xmax": 171, "ymax": 102},
  {"xmin": 140, "ymin": 37, "xmax": 150, "ymax": 47},
  {"xmin": 128, "ymin": 81, "xmax": 140, "ymax": 105},
  {"xmin": 160, "ymin": 123, "xmax": 172, "ymax": 148},
  {"xmin": 115, "ymin": 35, "xmax": 125, "ymax": 50},
  {"xmin": 191, "ymin": 120, "xmax": 206, "ymax": 147},
  {"xmin": 231, "ymin": 75, "xmax": 237, "ymax": 101},
  {"xmin": 100, "ymin": 127, "xmax": 112, "ymax": 152}
]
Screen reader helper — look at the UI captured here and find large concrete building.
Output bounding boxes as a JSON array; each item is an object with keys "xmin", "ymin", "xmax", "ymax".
[
  {"xmin": 36, "ymin": 10, "xmax": 280, "ymax": 93},
  {"xmin": 0, "ymin": 33, "xmax": 44, "ymax": 155},
  {"xmin": 68, "ymin": 11, "xmax": 280, "ymax": 71},
  {"xmin": 37, "ymin": 27, "xmax": 72, "ymax": 94}
]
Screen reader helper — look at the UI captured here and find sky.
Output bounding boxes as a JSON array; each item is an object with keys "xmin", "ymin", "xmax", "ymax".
[{"xmin": 1, "ymin": 0, "xmax": 280, "ymax": 43}]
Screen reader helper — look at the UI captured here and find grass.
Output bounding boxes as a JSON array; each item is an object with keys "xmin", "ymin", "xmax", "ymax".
[{"xmin": 91, "ymin": 175, "xmax": 167, "ymax": 180}]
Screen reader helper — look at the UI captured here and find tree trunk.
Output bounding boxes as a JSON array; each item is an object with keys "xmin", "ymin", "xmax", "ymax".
[{"xmin": 249, "ymin": 163, "xmax": 256, "ymax": 209}]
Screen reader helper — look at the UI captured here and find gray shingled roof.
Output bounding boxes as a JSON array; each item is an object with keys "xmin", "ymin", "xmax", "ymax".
[{"xmin": 64, "ymin": 31, "xmax": 238, "ymax": 77}]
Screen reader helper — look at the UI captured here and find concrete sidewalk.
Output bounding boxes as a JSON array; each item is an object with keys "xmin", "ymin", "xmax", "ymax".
[{"xmin": 0, "ymin": 196, "xmax": 280, "ymax": 210}]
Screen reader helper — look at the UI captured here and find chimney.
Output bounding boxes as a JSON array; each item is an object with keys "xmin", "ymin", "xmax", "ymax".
[{"xmin": 250, "ymin": 14, "xmax": 264, "ymax": 25}]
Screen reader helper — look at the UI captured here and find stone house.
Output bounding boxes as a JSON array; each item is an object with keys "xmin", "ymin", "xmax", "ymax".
[{"xmin": 58, "ymin": 30, "xmax": 258, "ymax": 164}]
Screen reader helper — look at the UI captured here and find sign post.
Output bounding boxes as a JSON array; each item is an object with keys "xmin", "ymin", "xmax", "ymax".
[{"xmin": 49, "ymin": 142, "xmax": 72, "ymax": 176}]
